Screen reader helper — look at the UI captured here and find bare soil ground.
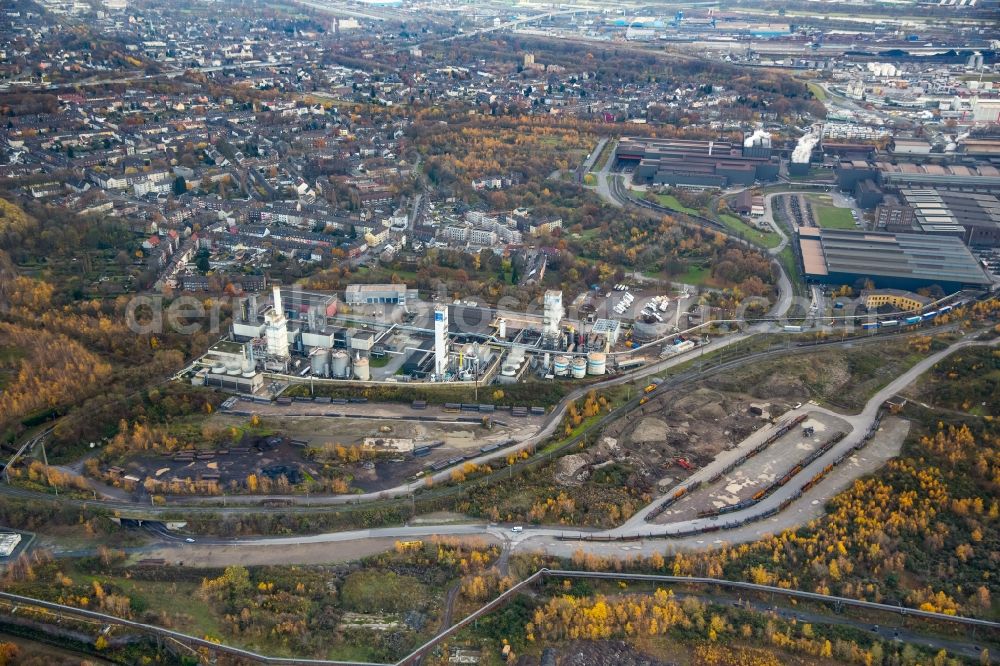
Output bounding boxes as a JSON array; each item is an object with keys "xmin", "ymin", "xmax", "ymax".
[
  {"xmin": 580, "ymin": 384, "xmax": 784, "ymax": 495},
  {"xmin": 115, "ymin": 403, "xmax": 542, "ymax": 495},
  {"xmin": 565, "ymin": 342, "xmax": 923, "ymax": 499}
]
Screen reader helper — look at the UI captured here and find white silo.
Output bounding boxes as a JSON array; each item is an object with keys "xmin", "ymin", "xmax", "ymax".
[
  {"xmin": 330, "ymin": 350, "xmax": 350, "ymax": 378},
  {"xmin": 497, "ymin": 318, "xmax": 507, "ymax": 340},
  {"xmin": 586, "ymin": 351, "xmax": 607, "ymax": 376},
  {"xmin": 553, "ymin": 355, "xmax": 570, "ymax": 377},
  {"xmin": 354, "ymin": 356, "xmax": 370, "ymax": 381},
  {"xmin": 310, "ymin": 348, "xmax": 331, "ymax": 377}
]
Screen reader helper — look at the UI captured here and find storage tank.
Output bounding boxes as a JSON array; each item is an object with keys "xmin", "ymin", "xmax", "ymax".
[
  {"xmin": 212, "ymin": 363, "xmax": 227, "ymax": 375},
  {"xmin": 226, "ymin": 360, "xmax": 242, "ymax": 376},
  {"xmin": 310, "ymin": 348, "xmax": 331, "ymax": 377},
  {"xmin": 497, "ymin": 318, "xmax": 507, "ymax": 340},
  {"xmin": 501, "ymin": 363, "xmax": 518, "ymax": 377},
  {"xmin": 191, "ymin": 370, "xmax": 207, "ymax": 386},
  {"xmin": 330, "ymin": 350, "xmax": 349, "ymax": 378},
  {"xmin": 570, "ymin": 357, "xmax": 587, "ymax": 379},
  {"xmin": 354, "ymin": 356, "xmax": 370, "ymax": 381},
  {"xmin": 553, "ymin": 355, "xmax": 570, "ymax": 377},
  {"xmin": 587, "ymin": 351, "xmax": 607, "ymax": 376}
]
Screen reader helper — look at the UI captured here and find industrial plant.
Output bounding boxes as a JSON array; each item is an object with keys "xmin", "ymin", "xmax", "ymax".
[{"xmin": 182, "ymin": 284, "xmax": 699, "ymax": 394}]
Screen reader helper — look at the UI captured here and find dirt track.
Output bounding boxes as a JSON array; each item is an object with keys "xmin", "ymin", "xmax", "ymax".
[{"xmin": 143, "ymin": 537, "xmax": 401, "ymax": 566}]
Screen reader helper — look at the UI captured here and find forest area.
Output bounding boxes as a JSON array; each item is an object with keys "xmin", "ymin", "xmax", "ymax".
[
  {"xmin": 0, "ymin": 196, "xmax": 228, "ymax": 458},
  {"xmin": 0, "ymin": 537, "xmax": 503, "ymax": 663}
]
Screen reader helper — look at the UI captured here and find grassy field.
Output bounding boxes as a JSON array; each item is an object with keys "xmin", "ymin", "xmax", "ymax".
[
  {"xmin": 717, "ymin": 214, "xmax": 782, "ymax": 249},
  {"xmin": 646, "ymin": 263, "xmax": 715, "ymax": 287},
  {"xmin": 652, "ymin": 194, "xmax": 698, "ymax": 215},
  {"xmin": 806, "ymin": 81, "xmax": 827, "ymax": 101},
  {"xmin": 705, "ymin": 337, "xmax": 928, "ymax": 411},
  {"xmin": 778, "ymin": 246, "xmax": 805, "ymax": 295},
  {"xmin": 815, "ymin": 204, "xmax": 856, "ymax": 229},
  {"xmin": 591, "ymin": 138, "xmax": 616, "ymax": 172}
]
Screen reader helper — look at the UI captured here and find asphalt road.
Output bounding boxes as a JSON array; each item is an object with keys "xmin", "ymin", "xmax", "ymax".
[{"xmin": 118, "ymin": 334, "xmax": 1000, "ymax": 563}]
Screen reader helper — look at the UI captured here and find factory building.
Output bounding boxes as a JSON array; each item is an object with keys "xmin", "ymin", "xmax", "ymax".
[
  {"xmin": 835, "ymin": 160, "xmax": 879, "ymax": 191},
  {"xmin": 860, "ymin": 288, "xmax": 932, "ymax": 312},
  {"xmin": 616, "ymin": 137, "xmax": 779, "ymax": 188},
  {"xmin": 875, "ymin": 198, "xmax": 918, "ymax": 233},
  {"xmin": 895, "ymin": 189, "xmax": 1000, "ymax": 248},
  {"xmin": 345, "ymin": 283, "xmax": 410, "ymax": 306},
  {"xmin": 798, "ymin": 227, "xmax": 991, "ymax": 293},
  {"xmin": 876, "ymin": 161, "xmax": 1000, "ymax": 194}
]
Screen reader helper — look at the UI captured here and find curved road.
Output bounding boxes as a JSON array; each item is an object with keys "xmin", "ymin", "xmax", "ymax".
[
  {"xmin": 122, "ymin": 334, "xmax": 998, "ymax": 562},
  {"xmin": 601, "ymin": 167, "xmax": 796, "ymax": 320}
]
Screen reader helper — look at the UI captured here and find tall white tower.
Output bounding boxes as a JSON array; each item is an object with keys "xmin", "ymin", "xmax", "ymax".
[
  {"xmin": 264, "ymin": 286, "xmax": 290, "ymax": 361},
  {"xmin": 543, "ymin": 290, "xmax": 564, "ymax": 336},
  {"xmin": 434, "ymin": 304, "xmax": 449, "ymax": 377}
]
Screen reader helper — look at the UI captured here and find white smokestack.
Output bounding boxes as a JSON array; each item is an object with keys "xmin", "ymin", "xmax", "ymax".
[{"xmin": 272, "ymin": 285, "xmax": 283, "ymax": 315}]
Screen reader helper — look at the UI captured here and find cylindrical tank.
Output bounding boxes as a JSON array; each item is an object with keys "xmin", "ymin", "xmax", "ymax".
[
  {"xmin": 242, "ymin": 370, "xmax": 256, "ymax": 379},
  {"xmin": 553, "ymin": 355, "xmax": 570, "ymax": 376},
  {"xmin": 330, "ymin": 350, "xmax": 349, "ymax": 378},
  {"xmin": 497, "ymin": 318, "xmax": 507, "ymax": 340},
  {"xmin": 354, "ymin": 356, "xmax": 370, "ymax": 381},
  {"xmin": 242, "ymin": 355, "xmax": 255, "ymax": 373},
  {"xmin": 191, "ymin": 370, "xmax": 207, "ymax": 386},
  {"xmin": 311, "ymin": 348, "xmax": 331, "ymax": 377},
  {"xmin": 212, "ymin": 363, "xmax": 226, "ymax": 375},
  {"xmin": 501, "ymin": 363, "xmax": 517, "ymax": 377},
  {"xmin": 571, "ymin": 357, "xmax": 587, "ymax": 379},
  {"xmin": 587, "ymin": 351, "xmax": 607, "ymax": 376},
  {"xmin": 227, "ymin": 365, "xmax": 242, "ymax": 376}
]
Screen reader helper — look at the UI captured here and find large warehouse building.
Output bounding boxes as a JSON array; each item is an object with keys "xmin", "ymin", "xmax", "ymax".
[
  {"xmin": 798, "ymin": 228, "xmax": 992, "ymax": 293},
  {"xmin": 894, "ymin": 189, "xmax": 1000, "ymax": 248},
  {"xmin": 876, "ymin": 161, "xmax": 1000, "ymax": 194},
  {"xmin": 616, "ymin": 137, "xmax": 780, "ymax": 188}
]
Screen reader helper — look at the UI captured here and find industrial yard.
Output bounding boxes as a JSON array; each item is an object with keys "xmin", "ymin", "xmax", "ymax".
[
  {"xmin": 101, "ymin": 401, "xmax": 548, "ymax": 496},
  {"xmin": 650, "ymin": 410, "xmax": 852, "ymax": 523}
]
